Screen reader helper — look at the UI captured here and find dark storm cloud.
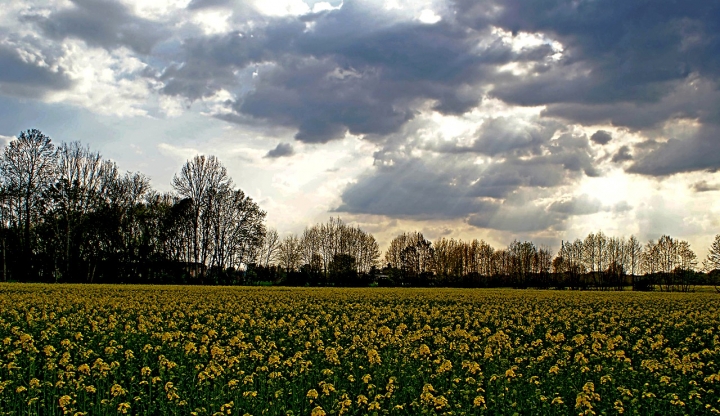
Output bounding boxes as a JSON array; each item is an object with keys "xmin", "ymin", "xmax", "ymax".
[
  {"xmin": 463, "ymin": 0, "xmax": 720, "ymax": 95},
  {"xmin": 0, "ymin": 44, "xmax": 74, "ymax": 98},
  {"xmin": 448, "ymin": 0, "xmax": 720, "ymax": 175},
  {"xmin": 157, "ymin": 2, "xmax": 559, "ymax": 143},
  {"xmin": 590, "ymin": 130, "xmax": 612, "ymax": 145},
  {"xmin": 628, "ymin": 127, "xmax": 720, "ymax": 176},
  {"xmin": 236, "ymin": 57, "xmax": 416, "ymax": 143},
  {"xmin": 28, "ymin": 0, "xmax": 170, "ymax": 54},
  {"xmin": 264, "ymin": 142, "xmax": 294, "ymax": 158},
  {"xmin": 541, "ymin": 78, "xmax": 720, "ymax": 130}
]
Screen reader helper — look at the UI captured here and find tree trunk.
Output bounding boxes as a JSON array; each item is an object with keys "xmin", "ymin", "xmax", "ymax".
[{"xmin": 2, "ymin": 234, "xmax": 6, "ymax": 282}]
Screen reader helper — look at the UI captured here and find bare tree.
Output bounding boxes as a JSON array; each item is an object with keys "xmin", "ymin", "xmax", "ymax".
[
  {"xmin": 605, "ymin": 236, "xmax": 626, "ymax": 290},
  {"xmin": 278, "ymin": 234, "xmax": 302, "ymax": 273},
  {"xmin": 641, "ymin": 239, "xmax": 660, "ymax": 276},
  {"xmin": 675, "ymin": 240, "xmax": 697, "ymax": 292},
  {"xmin": 172, "ymin": 155, "xmax": 232, "ymax": 267},
  {"xmin": 208, "ymin": 189, "xmax": 266, "ymax": 271},
  {"xmin": 300, "ymin": 226, "xmax": 322, "ymax": 274},
  {"xmin": 625, "ymin": 235, "xmax": 642, "ymax": 282},
  {"xmin": 702, "ymin": 234, "xmax": 720, "ymax": 272},
  {"xmin": 0, "ymin": 129, "xmax": 57, "ymax": 277},
  {"xmin": 702, "ymin": 234, "xmax": 720, "ymax": 291},
  {"xmin": 386, "ymin": 231, "xmax": 434, "ymax": 283},
  {"xmin": 556, "ymin": 239, "xmax": 585, "ymax": 289},
  {"xmin": 260, "ymin": 228, "xmax": 281, "ymax": 267}
]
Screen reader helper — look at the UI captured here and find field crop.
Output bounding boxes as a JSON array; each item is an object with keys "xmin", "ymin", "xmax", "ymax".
[{"xmin": 1, "ymin": 284, "xmax": 719, "ymax": 415}]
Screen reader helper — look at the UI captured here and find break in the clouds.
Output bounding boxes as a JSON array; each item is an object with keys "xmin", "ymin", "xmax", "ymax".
[{"xmin": 2, "ymin": 0, "xmax": 720, "ymax": 250}]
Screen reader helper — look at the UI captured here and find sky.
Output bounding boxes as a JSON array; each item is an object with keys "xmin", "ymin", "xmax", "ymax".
[{"xmin": 2, "ymin": 0, "xmax": 720, "ymax": 256}]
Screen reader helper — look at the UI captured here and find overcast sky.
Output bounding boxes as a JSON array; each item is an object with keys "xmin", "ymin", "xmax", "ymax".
[{"xmin": 2, "ymin": 0, "xmax": 720, "ymax": 254}]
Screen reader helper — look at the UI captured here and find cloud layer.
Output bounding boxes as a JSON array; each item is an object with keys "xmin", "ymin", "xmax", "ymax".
[{"xmin": 2, "ymin": 0, "xmax": 720, "ymax": 243}]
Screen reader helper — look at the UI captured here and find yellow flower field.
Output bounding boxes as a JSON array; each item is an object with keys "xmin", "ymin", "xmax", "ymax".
[{"xmin": 1, "ymin": 284, "xmax": 719, "ymax": 415}]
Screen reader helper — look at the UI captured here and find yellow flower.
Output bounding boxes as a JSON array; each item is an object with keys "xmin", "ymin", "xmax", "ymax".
[
  {"xmin": 111, "ymin": 384, "xmax": 126, "ymax": 397},
  {"xmin": 307, "ymin": 389, "xmax": 319, "ymax": 400},
  {"xmin": 310, "ymin": 406, "xmax": 326, "ymax": 416},
  {"xmin": 58, "ymin": 395, "xmax": 72, "ymax": 407},
  {"xmin": 117, "ymin": 402, "xmax": 131, "ymax": 414},
  {"xmin": 367, "ymin": 349, "xmax": 382, "ymax": 365},
  {"xmin": 437, "ymin": 359, "xmax": 453, "ymax": 374}
]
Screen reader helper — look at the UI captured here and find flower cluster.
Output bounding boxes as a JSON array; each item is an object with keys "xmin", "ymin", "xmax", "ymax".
[{"xmin": 0, "ymin": 284, "xmax": 719, "ymax": 414}]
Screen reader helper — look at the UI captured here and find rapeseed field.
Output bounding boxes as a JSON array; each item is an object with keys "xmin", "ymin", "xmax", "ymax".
[{"xmin": 0, "ymin": 284, "xmax": 719, "ymax": 415}]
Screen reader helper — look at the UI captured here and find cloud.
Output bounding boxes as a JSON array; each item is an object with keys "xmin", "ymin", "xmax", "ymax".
[
  {"xmin": 627, "ymin": 127, "xmax": 720, "ymax": 176},
  {"xmin": 540, "ymin": 78, "xmax": 720, "ymax": 131},
  {"xmin": 29, "ymin": 0, "xmax": 171, "ymax": 54},
  {"xmin": 548, "ymin": 194, "xmax": 603, "ymax": 216},
  {"xmin": 336, "ymin": 157, "xmax": 497, "ymax": 219},
  {"xmin": 590, "ymin": 130, "xmax": 612, "ymax": 145},
  {"xmin": 0, "ymin": 134, "xmax": 14, "ymax": 147},
  {"xmin": 612, "ymin": 201, "xmax": 632, "ymax": 213},
  {"xmin": 463, "ymin": 0, "xmax": 720, "ymax": 104},
  {"xmin": 265, "ymin": 142, "xmax": 294, "ymax": 158},
  {"xmin": 467, "ymin": 202, "xmax": 563, "ymax": 233},
  {"xmin": 187, "ymin": 0, "xmax": 235, "ymax": 9},
  {"xmin": 435, "ymin": 117, "xmax": 561, "ymax": 156},
  {"xmin": 691, "ymin": 180, "xmax": 719, "ymax": 193},
  {"xmin": 337, "ymin": 130, "xmax": 599, "ymax": 230},
  {"xmin": 612, "ymin": 145, "xmax": 633, "ymax": 163},
  {"xmin": 156, "ymin": 2, "xmax": 557, "ymax": 143},
  {"xmin": 2, "ymin": 0, "xmax": 720, "ymax": 245},
  {"xmin": 0, "ymin": 43, "xmax": 74, "ymax": 98}
]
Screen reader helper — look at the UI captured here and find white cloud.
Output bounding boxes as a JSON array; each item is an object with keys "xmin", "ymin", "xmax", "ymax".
[
  {"xmin": 0, "ymin": 135, "xmax": 14, "ymax": 147},
  {"xmin": 45, "ymin": 42, "xmax": 151, "ymax": 116},
  {"xmin": 418, "ymin": 9, "xmax": 441, "ymax": 24},
  {"xmin": 157, "ymin": 142, "xmax": 201, "ymax": 161},
  {"xmin": 121, "ymin": 0, "xmax": 190, "ymax": 20},
  {"xmin": 192, "ymin": 9, "xmax": 231, "ymax": 35},
  {"xmin": 253, "ymin": 0, "xmax": 311, "ymax": 17},
  {"xmin": 312, "ymin": 2, "xmax": 343, "ymax": 13}
]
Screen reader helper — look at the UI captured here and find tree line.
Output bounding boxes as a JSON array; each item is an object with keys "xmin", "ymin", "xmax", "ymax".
[
  {"xmin": 0, "ymin": 129, "xmax": 265, "ymax": 284},
  {"xmin": 2, "ymin": 129, "xmax": 720, "ymax": 291}
]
